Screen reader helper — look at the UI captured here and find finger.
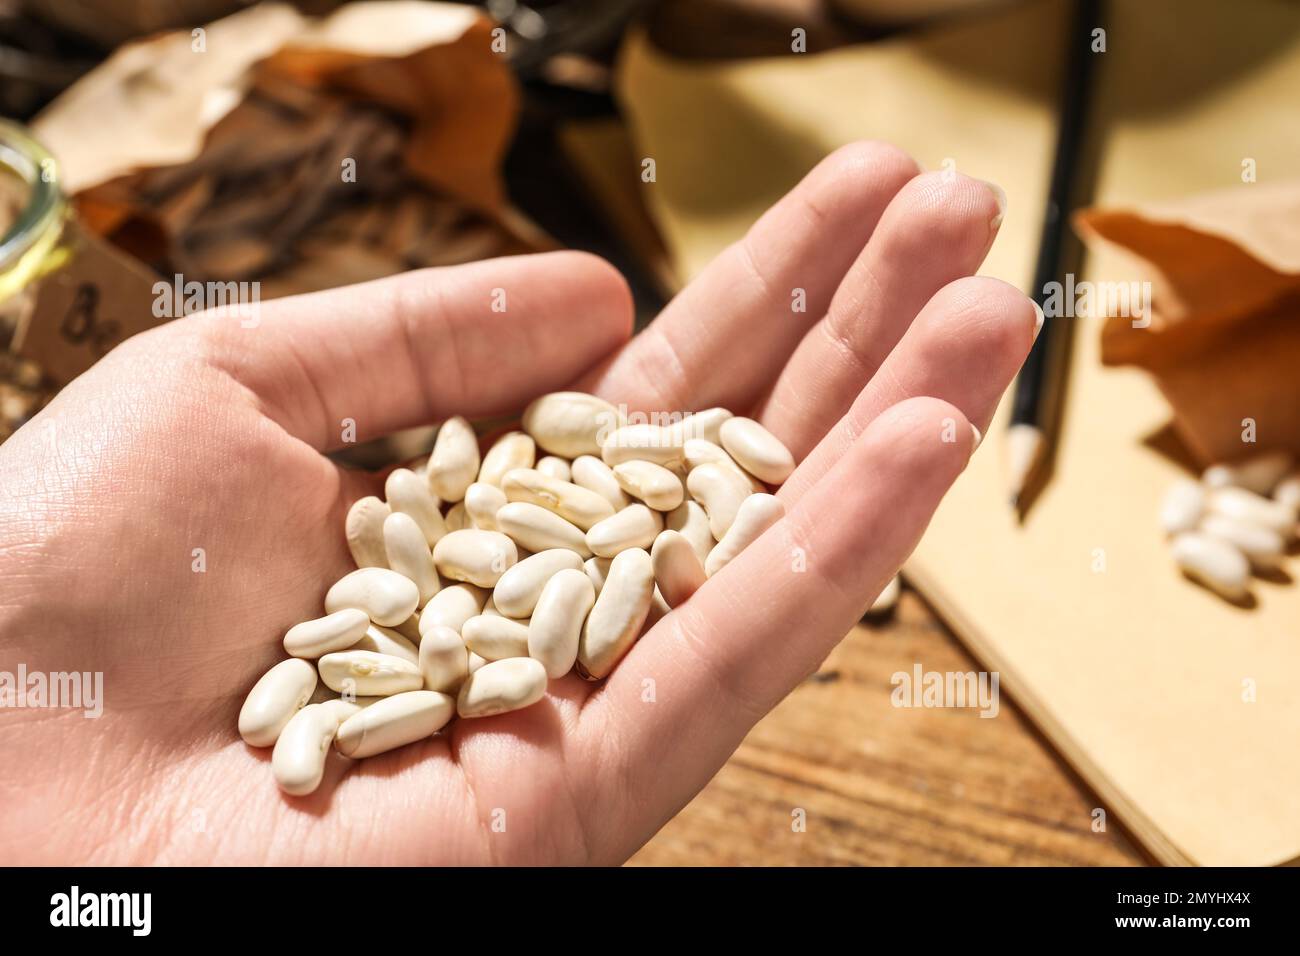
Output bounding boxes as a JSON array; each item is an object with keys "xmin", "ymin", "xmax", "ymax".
[
  {"xmin": 779, "ymin": 276, "xmax": 1038, "ymax": 504},
  {"xmin": 576, "ymin": 397, "xmax": 976, "ymax": 860},
  {"xmin": 757, "ymin": 171, "xmax": 1005, "ymax": 459},
  {"xmin": 578, "ymin": 141, "xmax": 919, "ymax": 413},
  {"xmin": 186, "ymin": 251, "xmax": 633, "ymax": 450}
]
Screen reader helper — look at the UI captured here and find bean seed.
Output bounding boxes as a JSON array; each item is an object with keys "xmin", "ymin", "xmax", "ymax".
[
  {"xmin": 428, "ymin": 416, "xmax": 480, "ymax": 503},
  {"xmin": 719, "ymin": 417, "xmax": 795, "ymax": 485},
  {"xmin": 419, "ymin": 624, "xmax": 470, "ymax": 693},
  {"xmin": 496, "ymin": 501, "xmax": 592, "ymax": 557},
  {"xmin": 468, "ymin": 651, "xmax": 489, "ymax": 674},
  {"xmin": 272, "ymin": 699, "xmax": 360, "ymax": 795},
  {"xmin": 392, "ymin": 611, "xmax": 422, "ymax": 643},
  {"xmin": 345, "ymin": 496, "xmax": 390, "ymax": 569},
  {"xmin": 462, "ymin": 614, "xmax": 530, "ymax": 661},
  {"xmin": 584, "ymin": 556, "xmax": 612, "ymax": 595},
  {"xmin": 432, "ymin": 529, "xmax": 518, "ymax": 587},
  {"xmin": 352, "ymin": 624, "xmax": 420, "ymax": 665},
  {"xmin": 687, "ymin": 462, "xmax": 752, "ymax": 539},
  {"xmin": 283, "ymin": 608, "xmax": 370, "ymax": 659},
  {"xmin": 613, "ymin": 459, "xmax": 684, "ymax": 511},
  {"xmin": 667, "ymin": 407, "xmax": 732, "ymax": 445},
  {"xmin": 536, "ymin": 456, "xmax": 572, "ymax": 481},
  {"xmin": 383, "ymin": 512, "xmax": 439, "ymax": 606},
  {"xmin": 464, "ymin": 481, "xmax": 508, "ymax": 531},
  {"xmin": 600, "ymin": 423, "xmax": 684, "ymax": 469},
  {"xmin": 239, "ymin": 658, "xmax": 319, "ymax": 747},
  {"xmin": 1170, "ymin": 531, "xmax": 1250, "ymax": 600},
  {"xmin": 335, "ymin": 691, "xmax": 455, "ymax": 758},
  {"xmin": 528, "ymin": 568, "xmax": 596, "ymax": 677},
  {"xmin": 578, "ymin": 547, "xmax": 654, "ymax": 679},
  {"xmin": 419, "ymin": 583, "xmax": 485, "ymax": 635},
  {"xmin": 502, "ymin": 468, "xmax": 616, "ymax": 531},
  {"xmin": 444, "ymin": 500, "xmax": 470, "ymax": 531},
  {"xmin": 493, "ymin": 548, "xmax": 585, "ymax": 618},
  {"xmin": 325, "ymin": 567, "xmax": 420, "ymax": 627},
  {"xmin": 1202, "ymin": 451, "xmax": 1292, "ymax": 494},
  {"xmin": 1275, "ymin": 471, "xmax": 1300, "ymax": 514},
  {"xmin": 522, "ymin": 391, "xmax": 622, "ymax": 457},
  {"xmin": 705, "ymin": 493, "xmax": 784, "ymax": 576},
  {"xmin": 1159, "ymin": 478, "xmax": 1205, "ymax": 535},
  {"xmin": 650, "ymin": 530, "xmax": 706, "ymax": 608},
  {"xmin": 457, "ymin": 657, "xmax": 549, "ymax": 718},
  {"xmin": 1207, "ymin": 486, "xmax": 1295, "ymax": 536},
  {"xmin": 1200, "ymin": 514, "xmax": 1284, "ymax": 568},
  {"xmin": 385, "ymin": 468, "xmax": 446, "ymax": 545},
  {"xmin": 318, "ymin": 650, "xmax": 424, "ymax": 696},
  {"xmin": 666, "ymin": 500, "xmax": 715, "ymax": 564},
  {"xmin": 479, "ymin": 431, "xmax": 536, "ymax": 487},
  {"xmin": 570, "ymin": 455, "xmax": 629, "ymax": 511},
  {"xmin": 586, "ymin": 504, "xmax": 664, "ymax": 557}
]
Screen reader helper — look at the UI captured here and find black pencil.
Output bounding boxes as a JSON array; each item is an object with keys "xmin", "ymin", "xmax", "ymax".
[{"xmin": 1007, "ymin": 0, "xmax": 1100, "ymax": 513}]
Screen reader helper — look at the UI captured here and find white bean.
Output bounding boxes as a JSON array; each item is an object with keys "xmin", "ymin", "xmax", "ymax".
[
  {"xmin": 586, "ymin": 504, "xmax": 663, "ymax": 558},
  {"xmin": 428, "ymin": 416, "xmax": 480, "ymax": 503},
  {"xmin": 324, "ymin": 567, "xmax": 420, "ymax": 627},
  {"xmin": 522, "ymin": 391, "xmax": 622, "ymax": 457},
  {"xmin": 496, "ymin": 501, "xmax": 592, "ymax": 557},
  {"xmin": 318, "ymin": 650, "xmax": 423, "ymax": 696},
  {"xmin": 419, "ymin": 624, "xmax": 470, "ymax": 694},
  {"xmin": 457, "ymin": 657, "xmax": 548, "ymax": 718},
  {"xmin": 650, "ymin": 530, "xmax": 706, "ymax": 609},
  {"xmin": 613, "ymin": 460, "xmax": 684, "ymax": 511},
  {"xmin": 1202, "ymin": 451, "xmax": 1292, "ymax": 494},
  {"xmin": 687, "ymin": 462, "xmax": 752, "ymax": 539},
  {"xmin": 272, "ymin": 699, "xmax": 360, "ymax": 795},
  {"xmin": 536, "ymin": 456, "xmax": 572, "ymax": 482},
  {"xmin": 570, "ymin": 455, "xmax": 630, "ymax": 511},
  {"xmin": 584, "ymin": 556, "xmax": 612, "ymax": 596},
  {"xmin": 468, "ymin": 651, "xmax": 490, "ymax": 674},
  {"xmin": 464, "ymin": 481, "xmax": 508, "ymax": 531},
  {"xmin": 705, "ymin": 493, "xmax": 784, "ymax": 577},
  {"xmin": 1170, "ymin": 531, "xmax": 1250, "ymax": 600},
  {"xmin": 383, "ymin": 512, "xmax": 440, "ymax": 606},
  {"xmin": 502, "ymin": 468, "xmax": 616, "ymax": 531},
  {"xmin": 345, "ymin": 496, "xmax": 390, "ymax": 569},
  {"xmin": 1159, "ymin": 478, "xmax": 1205, "ymax": 535},
  {"xmin": 578, "ymin": 547, "xmax": 654, "ymax": 679},
  {"xmin": 600, "ymin": 423, "xmax": 684, "ymax": 469},
  {"xmin": 419, "ymin": 583, "xmax": 485, "ymax": 636},
  {"xmin": 493, "ymin": 549, "xmax": 585, "ymax": 618},
  {"xmin": 462, "ymin": 614, "xmax": 530, "ymax": 661},
  {"xmin": 1207, "ymin": 486, "xmax": 1295, "ymax": 536},
  {"xmin": 335, "ymin": 691, "xmax": 455, "ymax": 758},
  {"xmin": 1200, "ymin": 514, "xmax": 1284, "ymax": 568},
  {"xmin": 283, "ymin": 608, "xmax": 370, "ymax": 659},
  {"xmin": 668, "ymin": 407, "xmax": 732, "ymax": 445},
  {"xmin": 238, "ymin": 658, "xmax": 318, "ymax": 747},
  {"xmin": 432, "ymin": 529, "xmax": 518, "ymax": 587},
  {"xmin": 443, "ymin": 500, "xmax": 470, "ymax": 532},
  {"xmin": 479, "ymin": 431, "xmax": 536, "ymax": 487},
  {"xmin": 385, "ymin": 468, "xmax": 446, "ymax": 546},
  {"xmin": 351, "ymin": 624, "xmax": 420, "ymax": 665},
  {"xmin": 528, "ymin": 568, "xmax": 596, "ymax": 677},
  {"xmin": 719, "ymin": 417, "xmax": 795, "ymax": 485},
  {"xmin": 666, "ymin": 500, "xmax": 715, "ymax": 564}
]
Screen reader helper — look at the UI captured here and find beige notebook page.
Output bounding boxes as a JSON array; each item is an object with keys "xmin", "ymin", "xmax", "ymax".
[{"xmin": 617, "ymin": 0, "xmax": 1300, "ymax": 865}]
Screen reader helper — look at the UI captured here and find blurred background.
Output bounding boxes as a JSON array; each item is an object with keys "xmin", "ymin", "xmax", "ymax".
[{"xmin": 2, "ymin": 0, "xmax": 1298, "ymax": 866}]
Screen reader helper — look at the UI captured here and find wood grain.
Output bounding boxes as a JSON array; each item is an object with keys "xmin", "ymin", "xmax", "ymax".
[{"xmin": 630, "ymin": 588, "xmax": 1146, "ymax": 866}]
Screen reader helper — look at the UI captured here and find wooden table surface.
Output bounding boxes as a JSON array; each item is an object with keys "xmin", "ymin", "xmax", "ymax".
[{"xmin": 630, "ymin": 586, "xmax": 1148, "ymax": 866}]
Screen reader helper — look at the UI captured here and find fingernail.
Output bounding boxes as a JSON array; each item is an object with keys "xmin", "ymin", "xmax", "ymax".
[
  {"xmin": 980, "ymin": 179, "xmax": 1007, "ymax": 232},
  {"xmin": 971, "ymin": 423, "xmax": 983, "ymax": 452},
  {"xmin": 1032, "ymin": 299, "xmax": 1045, "ymax": 340}
]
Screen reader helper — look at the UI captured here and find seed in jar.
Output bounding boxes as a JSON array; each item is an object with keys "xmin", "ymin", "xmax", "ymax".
[
  {"xmin": 493, "ymin": 548, "xmax": 585, "ymax": 618},
  {"xmin": 318, "ymin": 650, "xmax": 424, "ymax": 696},
  {"xmin": 419, "ymin": 624, "xmax": 470, "ymax": 694},
  {"xmin": 718, "ymin": 417, "xmax": 795, "ymax": 485},
  {"xmin": 1170, "ymin": 531, "xmax": 1250, "ymax": 601},
  {"xmin": 1201, "ymin": 451, "xmax": 1292, "ymax": 494},
  {"xmin": 283, "ymin": 608, "xmax": 370, "ymax": 659},
  {"xmin": 427, "ymin": 416, "xmax": 480, "ymax": 503},
  {"xmin": 457, "ymin": 657, "xmax": 549, "ymax": 718},
  {"xmin": 384, "ymin": 468, "xmax": 446, "ymax": 546},
  {"xmin": 1158, "ymin": 478, "xmax": 1205, "ymax": 535},
  {"xmin": 478, "ymin": 431, "xmax": 537, "ymax": 487},
  {"xmin": 586, "ymin": 504, "xmax": 664, "ymax": 558},
  {"xmin": 501, "ymin": 468, "xmax": 616, "ymax": 531},
  {"xmin": 273, "ymin": 699, "xmax": 360, "ymax": 795},
  {"xmin": 461, "ymin": 614, "xmax": 530, "ymax": 661},
  {"xmin": 705, "ymin": 493, "xmax": 784, "ymax": 577},
  {"xmin": 650, "ymin": 530, "xmax": 706, "ymax": 608},
  {"xmin": 600, "ymin": 423, "xmax": 684, "ymax": 469},
  {"xmin": 351, "ymin": 624, "xmax": 420, "ymax": 665},
  {"xmin": 522, "ymin": 391, "xmax": 622, "ymax": 457},
  {"xmin": 570, "ymin": 455, "xmax": 630, "ymax": 511},
  {"xmin": 239, "ymin": 658, "xmax": 319, "ymax": 747},
  {"xmin": 334, "ymin": 691, "xmax": 455, "ymax": 759},
  {"xmin": 464, "ymin": 481, "xmax": 508, "ymax": 531},
  {"xmin": 687, "ymin": 462, "xmax": 752, "ymax": 539},
  {"xmin": 578, "ymin": 547, "xmax": 655, "ymax": 679},
  {"xmin": 345, "ymin": 496, "xmax": 391, "ymax": 569},
  {"xmin": 432, "ymin": 529, "xmax": 518, "ymax": 587},
  {"xmin": 613, "ymin": 460, "xmax": 684, "ymax": 511},
  {"xmin": 536, "ymin": 456, "xmax": 572, "ymax": 482},
  {"xmin": 325, "ymin": 567, "xmax": 421, "ymax": 627},
  {"xmin": 383, "ymin": 512, "xmax": 440, "ymax": 606},
  {"xmin": 528, "ymin": 568, "xmax": 596, "ymax": 678},
  {"xmin": 496, "ymin": 501, "xmax": 592, "ymax": 557}
]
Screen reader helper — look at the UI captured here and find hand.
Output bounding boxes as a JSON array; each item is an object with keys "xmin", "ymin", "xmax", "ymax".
[{"xmin": 0, "ymin": 142, "xmax": 1034, "ymax": 864}]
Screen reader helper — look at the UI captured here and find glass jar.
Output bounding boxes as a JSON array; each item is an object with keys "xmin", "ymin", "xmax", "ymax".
[{"xmin": 0, "ymin": 119, "xmax": 71, "ymax": 441}]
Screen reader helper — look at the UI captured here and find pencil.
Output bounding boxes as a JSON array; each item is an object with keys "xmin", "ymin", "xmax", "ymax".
[{"xmin": 1007, "ymin": 0, "xmax": 1099, "ymax": 513}]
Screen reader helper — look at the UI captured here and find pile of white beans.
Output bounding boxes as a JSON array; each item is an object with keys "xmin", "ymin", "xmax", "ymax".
[
  {"xmin": 238, "ymin": 392, "xmax": 796, "ymax": 794},
  {"xmin": 1160, "ymin": 451, "xmax": 1300, "ymax": 601}
]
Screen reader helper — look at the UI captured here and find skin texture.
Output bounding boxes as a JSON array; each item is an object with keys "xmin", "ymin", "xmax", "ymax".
[{"xmin": 0, "ymin": 142, "xmax": 1035, "ymax": 864}]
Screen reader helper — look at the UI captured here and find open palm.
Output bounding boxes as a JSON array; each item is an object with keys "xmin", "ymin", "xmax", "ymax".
[{"xmin": 0, "ymin": 143, "xmax": 1035, "ymax": 864}]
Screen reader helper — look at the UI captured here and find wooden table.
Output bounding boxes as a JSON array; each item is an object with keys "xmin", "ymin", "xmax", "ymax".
[{"xmin": 631, "ymin": 586, "xmax": 1147, "ymax": 866}]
